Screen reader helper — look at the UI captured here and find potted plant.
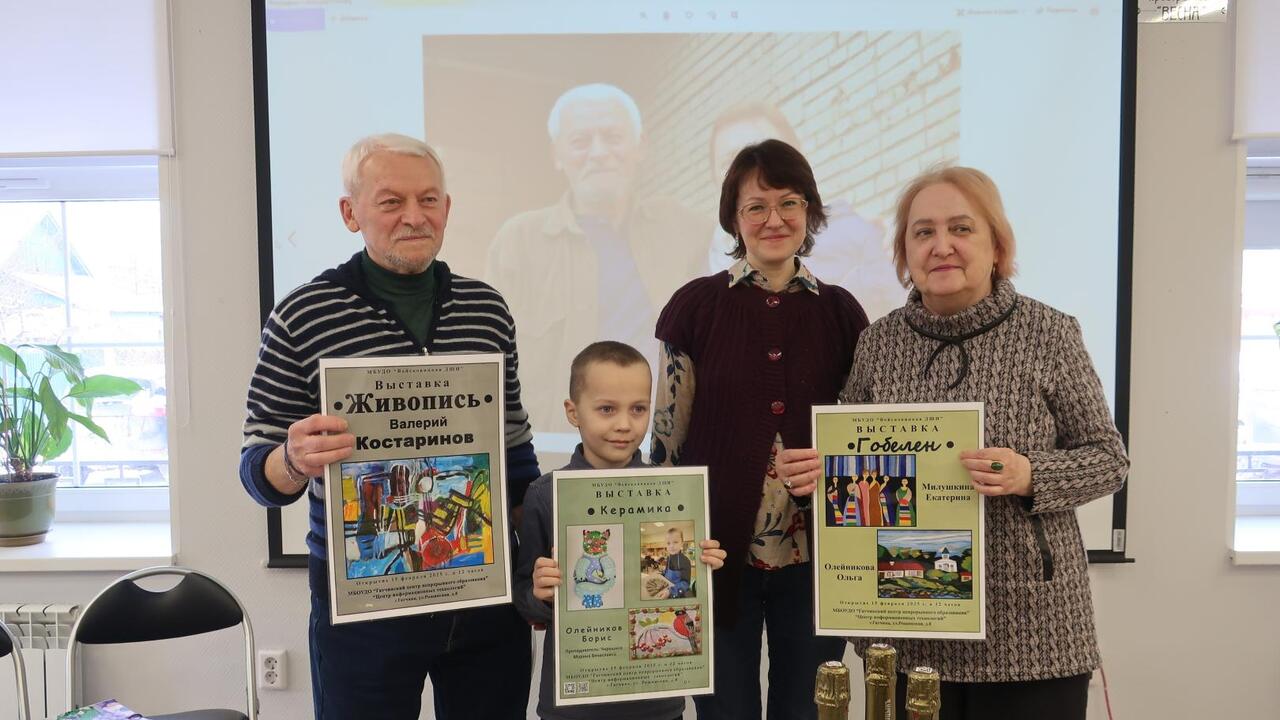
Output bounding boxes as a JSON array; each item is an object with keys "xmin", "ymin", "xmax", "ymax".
[{"xmin": 0, "ymin": 343, "xmax": 141, "ymax": 546}]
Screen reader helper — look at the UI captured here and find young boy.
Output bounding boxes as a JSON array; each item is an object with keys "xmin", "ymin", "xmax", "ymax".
[
  {"xmin": 661, "ymin": 527, "xmax": 693, "ymax": 599},
  {"xmin": 514, "ymin": 341, "xmax": 726, "ymax": 720}
]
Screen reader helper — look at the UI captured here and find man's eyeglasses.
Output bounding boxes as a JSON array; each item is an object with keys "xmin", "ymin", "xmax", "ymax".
[{"xmin": 737, "ymin": 198, "xmax": 808, "ymax": 225}]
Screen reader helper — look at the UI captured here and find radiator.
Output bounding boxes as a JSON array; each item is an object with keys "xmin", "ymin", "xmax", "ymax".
[{"xmin": 1, "ymin": 604, "xmax": 78, "ymax": 720}]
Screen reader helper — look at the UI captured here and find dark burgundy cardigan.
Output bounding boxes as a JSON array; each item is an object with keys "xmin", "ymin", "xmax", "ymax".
[{"xmin": 655, "ymin": 271, "xmax": 868, "ymax": 626}]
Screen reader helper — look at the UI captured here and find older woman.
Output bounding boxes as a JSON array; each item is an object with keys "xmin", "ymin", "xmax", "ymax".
[
  {"xmin": 779, "ymin": 166, "xmax": 1128, "ymax": 719},
  {"xmin": 652, "ymin": 139, "xmax": 869, "ymax": 719}
]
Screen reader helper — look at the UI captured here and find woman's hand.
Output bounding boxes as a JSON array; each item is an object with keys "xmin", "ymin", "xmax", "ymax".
[
  {"xmin": 776, "ymin": 448, "xmax": 822, "ymax": 497},
  {"xmin": 959, "ymin": 448, "xmax": 1032, "ymax": 497},
  {"xmin": 532, "ymin": 553, "xmax": 561, "ymax": 603},
  {"xmin": 699, "ymin": 539, "xmax": 727, "ymax": 570}
]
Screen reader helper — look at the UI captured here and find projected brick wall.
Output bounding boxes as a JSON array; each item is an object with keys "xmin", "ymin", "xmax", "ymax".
[{"xmin": 636, "ymin": 31, "xmax": 962, "ymax": 225}]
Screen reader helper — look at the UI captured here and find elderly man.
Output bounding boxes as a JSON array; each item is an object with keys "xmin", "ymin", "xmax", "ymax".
[
  {"xmin": 486, "ymin": 83, "xmax": 708, "ymax": 434},
  {"xmin": 239, "ymin": 133, "xmax": 539, "ymax": 719}
]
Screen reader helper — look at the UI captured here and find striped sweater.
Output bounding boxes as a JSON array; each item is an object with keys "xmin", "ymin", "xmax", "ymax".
[{"xmin": 239, "ymin": 252, "xmax": 539, "ymax": 560}]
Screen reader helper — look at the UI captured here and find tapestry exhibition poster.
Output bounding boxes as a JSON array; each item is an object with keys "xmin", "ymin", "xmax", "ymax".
[{"xmin": 812, "ymin": 402, "xmax": 986, "ymax": 639}]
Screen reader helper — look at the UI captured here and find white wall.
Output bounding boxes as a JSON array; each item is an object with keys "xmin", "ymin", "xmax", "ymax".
[
  {"xmin": 5, "ymin": 3, "xmax": 1278, "ymax": 718},
  {"xmin": 1086, "ymin": 12, "xmax": 1280, "ymax": 718}
]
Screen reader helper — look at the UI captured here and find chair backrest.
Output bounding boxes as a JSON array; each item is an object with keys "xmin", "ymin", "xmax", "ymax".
[
  {"xmin": 66, "ymin": 566, "xmax": 257, "ymax": 719},
  {"xmin": 72, "ymin": 572, "xmax": 243, "ymax": 644},
  {"xmin": 0, "ymin": 621, "xmax": 31, "ymax": 720}
]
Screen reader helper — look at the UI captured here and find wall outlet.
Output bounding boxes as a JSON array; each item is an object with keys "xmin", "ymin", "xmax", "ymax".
[{"xmin": 257, "ymin": 649, "xmax": 288, "ymax": 690}]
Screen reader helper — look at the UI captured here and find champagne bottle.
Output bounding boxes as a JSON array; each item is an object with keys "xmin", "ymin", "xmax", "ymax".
[
  {"xmin": 863, "ymin": 643, "xmax": 896, "ymax": 720},
  {"xmin": 815, "ymin": 660, "xmax": 851, "ymax": 720},
  {"xmin": 905, "ymin": 666, "xmax": 941, "ymax": 720}
]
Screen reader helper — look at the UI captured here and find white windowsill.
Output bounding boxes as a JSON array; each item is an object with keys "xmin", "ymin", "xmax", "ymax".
[
  {"xmin": 1231, "ymin": 515, "xmax": 1280, "ymax": 565},
  {"xmin": 0, "ymin": 522, "xmax": 172, "ymax": 572}
]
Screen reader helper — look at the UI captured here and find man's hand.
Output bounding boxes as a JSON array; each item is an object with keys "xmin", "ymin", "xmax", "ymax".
[
  {"xmin": 267, "ymin": 414, "xmax": 354, "ymax": 494},
  {"xmin": 286, "ymin": 414, "xmax": 355, "ymax": 476}
]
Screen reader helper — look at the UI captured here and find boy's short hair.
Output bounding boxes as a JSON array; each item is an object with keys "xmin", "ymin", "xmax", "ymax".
[
  {"xmin": 568, "ymin": 341, "xmax": 651, "ymax": 401},
  {"xmin": 666, "ymin": 527, "xmax": 685, "ymax": 542}
]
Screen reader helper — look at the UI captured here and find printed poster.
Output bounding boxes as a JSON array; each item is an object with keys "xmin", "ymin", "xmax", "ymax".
[
  {"xmin": 552, "ymin": 467, "xmax": 714, "ymax": 706},
  {"xmin": 812, "ymin": 402, "xmax": 986, "ymax": 639},
  {"xmin": 319, "ymin": 354, "xmax": 510, "ymax": 624}
]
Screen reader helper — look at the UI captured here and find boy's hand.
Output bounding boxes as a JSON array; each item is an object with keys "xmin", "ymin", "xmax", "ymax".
[
  {"xmin": 532, "ymin": 553, "xmax": 561, "ymax": 603},
  {"xmin": 776, "ymin": 447, "xmax": 821, "ymax": 496},
  {"xmin": 699, "ymin": 539, "xmax": 727, "ymax": 570}
]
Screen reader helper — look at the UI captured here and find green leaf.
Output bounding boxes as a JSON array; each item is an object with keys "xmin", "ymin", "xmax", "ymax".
[
  {"xmin": 1, "ymin": 343, "xmax": 139, "ymax": 467},
  {"xmin": 33, "ymin": 344, "xmax": 85, "ymax": 383},
  {"xmin": 39, "ymin": 424, "xmax": 73, "ymax": 463},
  {"xmin": 68, "ymin": 375, "xmax": 142, "ymax": 400},
  {"xmin": 67, "ymin": 411, "xmax": 110, "ymax": 442},
  {"xmin": 0, "ymin": 343, "xmax": 29, "ymax": 377},
  {"xmin": 39, "ymin": 377, "xmax": 69, "ymax": 443},
  {"xmin": 10, "ymin": 412, "xmax": 43, "ymax": 464}
]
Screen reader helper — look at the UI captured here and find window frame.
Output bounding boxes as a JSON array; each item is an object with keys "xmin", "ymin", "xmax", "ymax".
[
  {"xmin": 0, "ymin": 155, "xmax": 175, "ymax": 522},
  {"xmin": 1233, "ymin": 161, "xmax": 1280, "ymax": 558}
]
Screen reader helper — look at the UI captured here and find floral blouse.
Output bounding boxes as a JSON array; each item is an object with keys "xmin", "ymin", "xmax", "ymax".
[{"xmin": 652, "ymin": 257, "xmax": 819, "ymax": 570}]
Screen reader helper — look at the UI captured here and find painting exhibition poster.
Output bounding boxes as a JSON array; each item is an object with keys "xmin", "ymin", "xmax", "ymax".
[
  {"xmin": 552, "ymin": 466, "xmax": 714, "ymax": 706},
  {"xmin": 812, "ymin": 402, "xmax": 986, "ymax": 639},
  {"xmin": 319, "ymin": 354, "xmax": 510, "ymax": 624}
]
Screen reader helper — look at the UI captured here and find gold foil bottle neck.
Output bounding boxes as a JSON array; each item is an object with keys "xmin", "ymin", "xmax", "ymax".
[
  {"xmin": 906, "ymin": 665, "xmax": 941, "ymax": 719},
  {"xmin": 814, "ymin": 660, "xmax": 851, "ymax": 709},
  {"xmin": 864, "ymin": 645, "xmax": 897, "ymax": 720},
  {"xmin": 864, "ymin": 643, "xmax": 898, "ymax": 682}
]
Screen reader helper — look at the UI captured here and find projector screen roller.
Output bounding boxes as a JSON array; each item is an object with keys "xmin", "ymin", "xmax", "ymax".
[{"xmin": 252, "ymin": 0, "xmax": 1134, "ymax": 563}]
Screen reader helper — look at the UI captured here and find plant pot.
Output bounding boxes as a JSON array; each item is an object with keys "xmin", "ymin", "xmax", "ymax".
[{"xmin": 0, "ymin": 473, "xmax": 58, "ymax": 546}]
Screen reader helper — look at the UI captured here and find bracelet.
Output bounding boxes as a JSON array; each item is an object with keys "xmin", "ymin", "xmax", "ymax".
[{"xmin": 282, "ymin": 439, "xmax": 310, "ymax": 489}]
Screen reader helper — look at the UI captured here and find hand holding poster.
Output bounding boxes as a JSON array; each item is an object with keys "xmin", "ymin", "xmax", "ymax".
[
  {"xmin": 552, "ymin": 467, "xmax": 714, "ymax": 706},
  {"xmin": 812, "ymin": 402, "xmax": 986, "ymax": 639},
  {"xmin": 319, "ymin": 354, "xmax": 511, "ymax": 624}
]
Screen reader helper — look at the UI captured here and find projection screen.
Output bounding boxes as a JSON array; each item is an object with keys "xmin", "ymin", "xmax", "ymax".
[{"xmin": 252, "ymin": 0, "xmax": 1135, "ymax": 564}]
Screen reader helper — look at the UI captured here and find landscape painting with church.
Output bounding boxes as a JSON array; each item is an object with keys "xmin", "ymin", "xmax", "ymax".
[{"xmin": 876, "ymin": 529, "xmax": 973, "ymax": 600}]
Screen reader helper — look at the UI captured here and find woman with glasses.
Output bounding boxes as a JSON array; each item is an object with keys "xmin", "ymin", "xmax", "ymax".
[{"xmin": 651, "ymin": 139, "xmax": 870, "ymax": 719}]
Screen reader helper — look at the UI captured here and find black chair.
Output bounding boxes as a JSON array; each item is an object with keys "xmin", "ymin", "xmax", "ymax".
[
  {"xmin": 1, "ymin": 620, "xmax": 31, "ymax": 720},
  {"xmin": 65, "ymin": 566, "xmax": 258, "ymax": 720}
]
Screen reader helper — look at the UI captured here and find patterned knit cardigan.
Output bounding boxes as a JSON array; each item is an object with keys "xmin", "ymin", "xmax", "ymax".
[{"xmin": 842, "ymin": 279, "xmax": 1128, "ymax": 683}]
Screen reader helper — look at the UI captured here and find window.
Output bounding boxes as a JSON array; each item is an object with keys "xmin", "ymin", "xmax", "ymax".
[
  {"xmin": 1237, "ymin": 249, "xmax": 1280, "ymax": 490},
  {"xmin": 0, "ymin": 2, "xmax": 172, "ymax": 528},
  {"xmin": 0, "ymin": 158, "xmax": 168, "ymax": 519},
  {"xmin": 1235, "ymin": 155, "xmax": 1280, "ymax": 556}
]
